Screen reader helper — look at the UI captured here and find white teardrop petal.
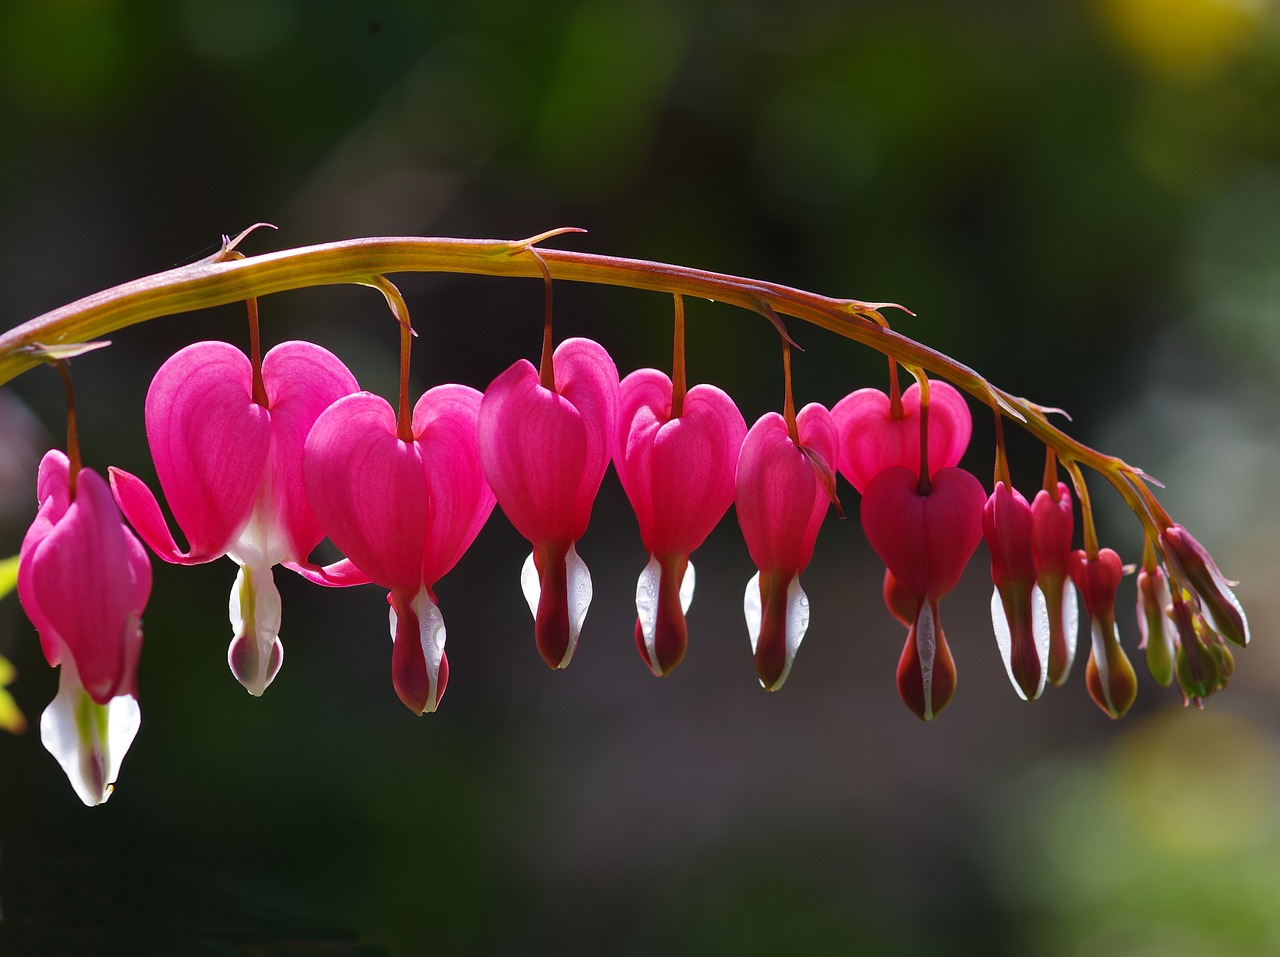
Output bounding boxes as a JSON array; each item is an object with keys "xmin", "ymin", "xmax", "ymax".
[
  {"xmin": 564, "ymin": 543, "xmax": 593, "ymax": 664},
  {"xmin": 41, "ymin": 670, "xmax": 140, "ymax": 807},
  {"xmin": 1030, "ymin": 584, "xmax": 1050, "ymax": 699},
  {"xmin": 743, "ymin": 572, "xmax": 762, "ymax": 652},
  {"xmin": 635, "ymin": 554, "xmax": 661, "ymax": 642},
  {"xmin": 520, "ymin": 550, "xmax": 540, "ymax": 620},
  {"xmin": 915, "ymin": 601, "xmax": 938, "ymax": 720},
  {"xmin": 1062, "ymin": 577, "xmax": 1080, "ymax": 674},
  {"xmin": 679, "ymin": 560, "xmax": 695, "ymax": 614}
]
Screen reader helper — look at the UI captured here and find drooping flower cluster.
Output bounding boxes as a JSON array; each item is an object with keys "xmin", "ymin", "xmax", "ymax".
[{"xmin": 13, "ymin": 283, "xmax": 1252, "ymax": 803}]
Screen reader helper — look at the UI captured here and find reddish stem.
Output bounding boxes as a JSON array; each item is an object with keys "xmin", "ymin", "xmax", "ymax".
[
  {"xmin": 54, "ymin": 359, "xmax": 81, "ymax": 498},
  {"xmin": 670, "ymin": 294, "xmax": 686, "ymax": 419},
  {"xmin": 247, "ymin": 297, "xmax": 268, "ymax": 407}
]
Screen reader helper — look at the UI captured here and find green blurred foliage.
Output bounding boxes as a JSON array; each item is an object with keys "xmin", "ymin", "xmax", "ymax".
[{"xmin": 2, "ymin": 0, "xmax": 1279, "ymax": 954}]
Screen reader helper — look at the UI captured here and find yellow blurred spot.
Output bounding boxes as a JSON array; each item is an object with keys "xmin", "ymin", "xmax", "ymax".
[
  {"xmin": 1111, "ymin": 708, "xmax": 1278, "ymax": 857},
  {"xmin": 0, "ymin": 554, "xmax": 18, "ymax": 600},
  {"xmin": 1095, "ymin": 0, "xmax": 1266, "ymax": 79},
  {"xmin": 0, "ymin": 656, "xmax": 27, "ymax": 735}
]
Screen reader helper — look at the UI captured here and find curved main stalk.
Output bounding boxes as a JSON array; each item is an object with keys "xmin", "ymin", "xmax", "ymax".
[{"xmin": 0, "ymin": 232, "xmax": 1146, "ymax": 525}]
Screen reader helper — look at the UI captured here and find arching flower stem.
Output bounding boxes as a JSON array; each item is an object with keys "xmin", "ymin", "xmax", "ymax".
[{"xmin": 0, "ymin": 231, "xmax": 1163, "ymax": 523}]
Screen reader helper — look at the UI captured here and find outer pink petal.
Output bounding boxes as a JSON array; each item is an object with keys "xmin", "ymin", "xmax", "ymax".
[
  {"xmin": 412, "ymin": 384, "xmax": 496, "ymax": 587},
  {"xmin": 552, "ymin": 338, "xmax": 619, "ymax": 525},
  {"xmin": 861, "ymin": 465, "xmax": 986, "ymax": 601},
  {"xmin": 26, "ymin": 468, "xmax": 150, "ymax": 704},
  {"xmin": 736, "ymin": 406, "xmax": 834, "ymax": 575},
  {"xmin": 19, "ymin": 450, "xmax": 72, "ymax": 666},
  {"xmin": 646, "ymin": 385, "xmax": 746, "ymax": 556},
  {"xmin": 833, "ymin": 380, "xmax": 971, "ymax": 493},
  {"xmin": 616, "ymin": 371, "xmax": 745, "ymax": 556},
  {"xmin": 479, "ymin": 359, "xmax": 589, "ymax": 545},
  {"xmin": 260, "ymin": 341, "xmax": 360, "ymax": 558},
  {"xmin": 304, "ymin": 393, "xmax": 427, "ymax": 593},
  {"xmin": 614, "ymin": 369, "xmax": 672, "ymax": 544},
  {"xmin": 144, "ymin": 341, "xmax": 271, "ymax": 558},
  {"xmin": 110, "ymin": 467, "xmax": 208, "ymax": 565}
]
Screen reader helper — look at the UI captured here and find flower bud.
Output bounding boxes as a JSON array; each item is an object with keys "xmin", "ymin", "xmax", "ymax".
[
  {"xmin": 1069, "ymin": 548, "xmax": 1137, "ymax": 719},
  {"xmin": 1136, "ymin": 564, "xmax": 1175, "ymax": 687},
  {"xmin": 1031, "ymin": 483, "xmax": 1078, "ymax": 685},
  {"xmin": 1159, "ymin": 525, "xmax": 1249, "ymax": 648}
]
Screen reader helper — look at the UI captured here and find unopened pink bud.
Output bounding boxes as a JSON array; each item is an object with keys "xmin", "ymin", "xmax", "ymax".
[{"xmin": 1159, "ymin": 525, "xmax": 1249, "ymax": 648}]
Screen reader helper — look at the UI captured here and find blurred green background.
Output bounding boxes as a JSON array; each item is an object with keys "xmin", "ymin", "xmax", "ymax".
[{"xmin": 2, "ymin": 0, "xmax": 1280, "ymax": 953}]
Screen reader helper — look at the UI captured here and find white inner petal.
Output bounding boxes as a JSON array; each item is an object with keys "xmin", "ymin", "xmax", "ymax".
[
  {"xmin": 227, "ymin": 562, "xmax": 284, "ymax": 696},
  {"xmin": 916, "ymin": 601, "xmax": 937, "ymax": 719},
  {"xmin": 1062, "ymin": 578, "xmax": 1080, "ymax": 675},
  {"xmin": 990, "ymin": 585, "xmax": 1050, "ymax": 701},
  {"xmin": 41, "ymin": 669, "xmax": 140, "ymax": 807},
  {"xmin": 564, "ymin": 542, "xmax": 593, "ymax": 664},
  {"xmin": 743, "ymin": 571, "xmax": 762, "ymax": 652},
  {"xmin": 520, "ymin": 551, "xmax": 540, "ymax": 620},
  {"xmin": 1090, "ymin": 620, "xmax": 1111, "ymax": 711},
  {"xmin": 741, "ymin": 572, "xmax": 809, "ymax": 689},
  {"xmin": 635, "ymin": 555, "xmax": 696, "ymax": 643}
]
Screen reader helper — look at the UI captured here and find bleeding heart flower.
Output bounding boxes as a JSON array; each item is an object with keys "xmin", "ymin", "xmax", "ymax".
[
  {"xmin": 613, "ymin": 369, "xmax": 746, "ymax": 675},
  {"xmin": 861, "ymin": 466, "xmax": 986, "ymax": 720},
  {"xmin": 110, "ymin": 340, "xmax": 360, "ymax": 695},
  {"xmin": 303, "ymin": 384, "xmax": 496, "ymax": 714},
  {"xmin": 1031, "ymin": 482, "xmax": 1078, "ymax": 685},
  {"xmin": 1068, "ymin": 548, "xmax": 1137, "ymax": 719},
  {"xmin": 478, "ymin": 337, "xmax": 618, "ymax": 670},
  {"xmin": 984, "ymin": 482, "xmax": 1050, "ymax": 701},
  {"xmin": 20, "ymin": 450, "xmax": 150, "ymax": 805},
  {"xmin": 832, "ymin": 379, "xmax": 971, "ymax": 494},
  {"xmin": 735, "ymin": 404, "xmax": 838, "ymax": 691}
]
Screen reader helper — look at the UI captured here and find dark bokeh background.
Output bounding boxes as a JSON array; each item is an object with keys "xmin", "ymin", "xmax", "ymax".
[{"xmin": 2, "ymin": 1, "xmax": 1280, "ymax": 954}]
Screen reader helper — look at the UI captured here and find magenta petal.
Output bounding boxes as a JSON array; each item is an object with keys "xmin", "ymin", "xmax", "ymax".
[
  {"xmin": 259, "ymin": 341, "xmax": 360, "ymax": 559},
  {"xmin": 832, "ymin": 380, "xmax": 971, "ymax": 494},
  {"xmin": 735, "ymin": 405, "xmax": 836, "ymax": 576},
  {"xmin": 412, "ymin": 385, "xmax": 496, "ymax": 586},
  {"xmin": 553, "ymin": 338, "xmax": 619, "ymax": 511},
  {"xmin": 25, "ymin": 467, "xmax": 150, "ymax": 704},
  {"xmin": 144, "ymin": 341, "xmax": 271, "ymax": 558},
  {"xmin": 861, "ymin": 465, "xmax": 986, "ymax": 601},
  {"xmin": 304, "ymin": 393, "xmax": 427, "ymax": 593},
  {"xmin": 109, "ymin": 467, "xmax": 206, "ymax": 564},
  {"xmin": 19, "ymin": 451, "xmax": 72, "ymax": 666},
  {"xmin": 615, "ymin": 370, "xmax": 745, "ymax": 556}
]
